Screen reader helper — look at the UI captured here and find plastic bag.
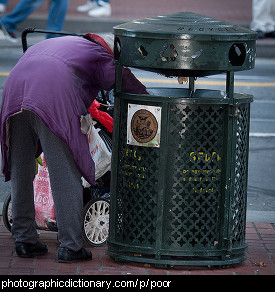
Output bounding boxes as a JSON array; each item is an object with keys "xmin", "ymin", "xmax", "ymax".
[
  {"xmin": 33, "ymin": 153, "xmax": 56, "ymax": 229},
  {"xmin": 88, "ymin": 100, "xmax": 113, "ymax": 133},
  {"xmin": 87, "ymin": 123, "xmax": 112, "ymax": 181}
]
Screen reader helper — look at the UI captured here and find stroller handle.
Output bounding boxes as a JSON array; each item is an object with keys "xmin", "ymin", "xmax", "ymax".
[{"xmin": 21, "ymin": 28, "xmax": 83, "ymax": 52}]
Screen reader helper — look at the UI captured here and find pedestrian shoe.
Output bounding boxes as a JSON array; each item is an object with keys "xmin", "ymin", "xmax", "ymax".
[
  {"xmin": 0, "ymin": 23, "xmax": 17, "ymax": 43},
  {"xmin": 88, "ymin": 1, "xmax": 111, "ymax": 17},
  {"xmin": 77, "ymin": 1, "xmax": 97, "ymax": 12},
  {"xmin": 0, "ymin": 24, "xmax": 6, "ymax": 40},
  {"xmin": 15, "ymin": 241, "xmax": 48, "ymax": 258},
  {"xmin": 0, "ymin": 4, "xmax": 6, "ymax": 13},
  {"xmin": 57, "ymin": 247, "xmax": 92, "ymax": 263}
]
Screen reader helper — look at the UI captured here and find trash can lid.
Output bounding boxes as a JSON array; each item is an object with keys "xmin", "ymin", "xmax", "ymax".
[
  {"xmin": 113, "ymin": 12, "xmax": 257, "ymax": 76},
  {"xmin": 114, "ymin": 12, "xmax": 257, "ymax": 41}
]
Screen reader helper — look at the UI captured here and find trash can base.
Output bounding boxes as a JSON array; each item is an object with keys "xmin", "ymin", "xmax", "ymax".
[{"xmin": 107, "ymin": 245, "xmax": 247, "ymax": 268}]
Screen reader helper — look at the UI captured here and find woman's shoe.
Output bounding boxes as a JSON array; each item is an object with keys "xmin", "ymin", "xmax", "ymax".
[
  {"xmin": 57, "ymin": 247, "xmax": 92, "ymax": 263},
  {"xmin": 15, "ymin": 241, "xmax": 48, "ymax": 258}
]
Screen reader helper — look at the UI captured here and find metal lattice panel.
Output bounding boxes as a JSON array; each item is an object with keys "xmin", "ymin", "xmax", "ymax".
[
  {"xmin": 108, "ymin": 91, "xmax": 252, "ymax": 266},
  {"xmin": 162, "ymin": 103, "xmax": 225, "ymax": 249},
  {"xmin": 231, "ymin": 104, "xmax": 250, "ymax": 246},
  {"xmin": 114, "ymin": 102, "xmax": 159, "ymax": 247}
]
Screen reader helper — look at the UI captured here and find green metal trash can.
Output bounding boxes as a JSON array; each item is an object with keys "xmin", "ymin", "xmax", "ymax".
[{"xmin": 107, "ymin": 12, "xmax": 257, "ymax": 267}]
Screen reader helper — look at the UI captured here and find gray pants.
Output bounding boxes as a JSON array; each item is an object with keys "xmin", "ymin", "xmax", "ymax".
[{"xmin": 9, "ymin": 110, "xmax": 83, "ymax": 251}]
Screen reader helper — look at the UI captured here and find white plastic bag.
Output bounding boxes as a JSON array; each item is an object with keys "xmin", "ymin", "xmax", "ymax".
[
  {"xmin": 80, "ymin": 114, "xmax": 112, "ymax": 185},
  {"xmin": 87, "ymin": 123, "xmax": 112, "ymax": 181}
]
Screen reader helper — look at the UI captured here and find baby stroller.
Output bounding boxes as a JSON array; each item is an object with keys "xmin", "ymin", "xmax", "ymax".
[{"xmin": 2, "ymin": 28, "xmax": 114, "ymax": 247}]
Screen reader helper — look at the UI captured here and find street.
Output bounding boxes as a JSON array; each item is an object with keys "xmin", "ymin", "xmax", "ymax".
[{"xmin": 0, "ymin": 40, "xmax": 274, "ymax": 223}]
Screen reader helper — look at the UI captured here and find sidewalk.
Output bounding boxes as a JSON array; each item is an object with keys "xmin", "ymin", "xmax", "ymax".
[
  {"xmin": 0, "ymin": 0, "xmax": 275, "ymax": 276},
  {"xmin": 2, "ymin": 0, "xmax": 275, "ymax": 58},
  {"xmin": 0, "ymin": 217, "xmax": 274, "ymax": 275}
]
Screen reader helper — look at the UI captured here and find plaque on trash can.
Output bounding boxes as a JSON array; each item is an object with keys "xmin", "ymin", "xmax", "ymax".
[{"xmin": 127, "ymin": 104, "xmax": 161, "ymax": 148}]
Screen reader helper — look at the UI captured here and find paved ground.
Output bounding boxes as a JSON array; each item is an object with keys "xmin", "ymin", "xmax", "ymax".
[
  {"xmin": 1, "ymin": 0, "xmax": 274, "ymax": 276},
  {"xmin": 0, "ymin": 218, "xmax": 274, "ymax": 275}
]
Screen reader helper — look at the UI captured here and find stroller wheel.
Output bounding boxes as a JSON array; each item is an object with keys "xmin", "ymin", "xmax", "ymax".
[
  {"xmin": 2, "ymin": 193, "xmax": 12, "ymax": 232},
  {"xmin": 83, "ymin": 198, "xmax": 110, "ymax": 247}
]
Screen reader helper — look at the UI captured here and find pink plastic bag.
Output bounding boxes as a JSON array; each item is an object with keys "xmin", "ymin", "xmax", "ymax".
[{"xmin": 33, "ymin": 153, "xmax": 56, "ymax": 229}]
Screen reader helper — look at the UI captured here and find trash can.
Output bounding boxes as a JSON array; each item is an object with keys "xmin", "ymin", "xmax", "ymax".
[{"xmin": 107, "ymin": 12, "xmax": 257, "ymax": 267}]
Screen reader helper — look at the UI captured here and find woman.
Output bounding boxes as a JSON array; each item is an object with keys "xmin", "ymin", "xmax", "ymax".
[{"xmin": 0, "ymin": 33, "xmax": 147, "ymax": 262}]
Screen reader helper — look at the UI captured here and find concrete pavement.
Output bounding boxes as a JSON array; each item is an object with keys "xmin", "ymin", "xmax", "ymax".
[{"xmin": 1, "ymin": 218, "xmax": 275, "ymax": 275}]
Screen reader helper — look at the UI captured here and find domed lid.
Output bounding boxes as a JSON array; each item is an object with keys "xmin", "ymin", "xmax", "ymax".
[
  {"xmin": 114, "ymin": 12, "xmax": 257, "ymax": 41},
  {"xmin": 113, "ymin": 12, "xmax": 257, "ymax": 76}
]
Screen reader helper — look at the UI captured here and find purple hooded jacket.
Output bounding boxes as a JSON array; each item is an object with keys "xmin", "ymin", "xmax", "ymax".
[{"xmin": 0, "ymin": 36, "xmax": 147, "ymax": 184}]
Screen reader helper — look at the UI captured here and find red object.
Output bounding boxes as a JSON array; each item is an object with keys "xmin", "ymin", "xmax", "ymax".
[
  {"xmin": 88, "ymin": 100, "xmax": 113, "ymax": 133},
  {"xmin": 84, "ymin": 33, "xmax": 113, "ymax": 56},
  {"xmin": 33, "ymin": 153, "xmax": 56, "ymax": 230}
]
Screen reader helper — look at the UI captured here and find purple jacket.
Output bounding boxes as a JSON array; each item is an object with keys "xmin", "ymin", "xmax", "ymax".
[{"xmin": 0, "ymin": 36, "xmax": 147, "ymax": 184}]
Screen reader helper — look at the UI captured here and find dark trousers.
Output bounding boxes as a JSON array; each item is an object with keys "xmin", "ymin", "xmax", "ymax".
[{"xmin": 9, "ymin": 110, "xmax": 83, "ymax": 251}]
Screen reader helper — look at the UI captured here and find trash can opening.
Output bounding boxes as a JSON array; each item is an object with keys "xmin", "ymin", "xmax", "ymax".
[
  {"xmin": 229, "ymin": 43, "xmax": 246, "ymax": 66},
  {"xmin": 114, "ymin": 37, "xmax": 121, "ymax": 60},
  {"xmin": 138, "ymin": 45, "xmax": 148, "ymax": 59}
]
